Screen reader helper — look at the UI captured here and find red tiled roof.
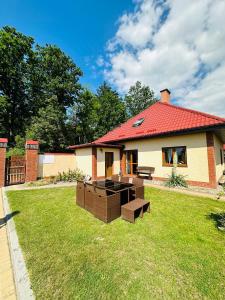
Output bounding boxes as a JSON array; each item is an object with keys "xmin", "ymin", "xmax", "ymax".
[{"xmin": 95, "ymin": 102, "xmax": 225, "ymax": 143}]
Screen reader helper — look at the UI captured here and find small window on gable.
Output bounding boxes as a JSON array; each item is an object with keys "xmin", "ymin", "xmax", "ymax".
[{"xmin": 132, "ymin": 117, "xmax": 144, "ymax": 127}]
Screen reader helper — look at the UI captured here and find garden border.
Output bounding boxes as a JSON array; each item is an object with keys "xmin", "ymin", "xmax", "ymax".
[{"xmin": 2, "ymin": 187, "xmax": 34, "ymax": 300}]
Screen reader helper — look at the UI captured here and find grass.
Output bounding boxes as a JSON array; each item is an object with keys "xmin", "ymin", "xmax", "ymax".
[{"xmin": 7, "ymin": 187, "xmax": 225, "ymax": 300}]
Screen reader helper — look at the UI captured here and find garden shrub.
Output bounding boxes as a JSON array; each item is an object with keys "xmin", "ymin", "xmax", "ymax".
[
  {"xmin": 165, "ymin": 169, "xmax": 188, "ymax": 188},
  {"xmin": 57, "ymin": 168, "xmax": 84, "ymax": 182}
]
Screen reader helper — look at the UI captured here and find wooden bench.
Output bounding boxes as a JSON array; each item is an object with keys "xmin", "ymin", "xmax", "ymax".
[
  {"xmin": 121, "ymin": 198, "xmax": 150, "ymax": 223},
  {"xmin": 136, "ymin": 166, "xmax": 155, "ymax": 179}
]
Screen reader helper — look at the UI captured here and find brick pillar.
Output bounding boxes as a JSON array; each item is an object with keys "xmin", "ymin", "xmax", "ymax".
[
  {"xmin": 0, "ymin": 138, "xmax": 8, "ymax": 187},
  {"xmin": 25, "ymin": 140, "xmax": 39, "ymax": 182}
]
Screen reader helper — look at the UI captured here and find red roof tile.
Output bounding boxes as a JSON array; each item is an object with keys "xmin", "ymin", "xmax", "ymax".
[{"xmin": 95, "ymin": 102, "xmax": 225, "ymax": 143}]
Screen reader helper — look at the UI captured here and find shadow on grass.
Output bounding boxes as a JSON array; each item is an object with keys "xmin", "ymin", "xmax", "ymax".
[
  {"xmin": 0, "ymin": 211, "xmax": 20, "ymax": 229},
  {"xmin": 208, "ymin": 212, "xmax": 225, "ymax": 231}
]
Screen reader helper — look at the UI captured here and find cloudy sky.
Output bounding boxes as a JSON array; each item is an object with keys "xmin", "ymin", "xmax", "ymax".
[
  {"xmin": 102, "ymin": 0, "xmax": 225, "ymax": 117},
  {"xmin": 1, "ymin": 0, "xmax": 225, "ymax": 117}
]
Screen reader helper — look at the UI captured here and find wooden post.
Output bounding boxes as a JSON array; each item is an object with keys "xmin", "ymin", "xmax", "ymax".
[{"xmin": 0, "ymin": 138, "xmax": 8, "ymax": 187}]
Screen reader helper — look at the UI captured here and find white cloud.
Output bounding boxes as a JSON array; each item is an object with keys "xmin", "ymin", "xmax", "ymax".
[{"xmin": 104, "ymin": 0, "xmax": 225, "ymax": 117}]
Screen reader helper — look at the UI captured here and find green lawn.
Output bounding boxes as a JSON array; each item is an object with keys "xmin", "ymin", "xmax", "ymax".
[{"xmin": 7, "ymin": 187, "xmax": 225, "ymax": 300}]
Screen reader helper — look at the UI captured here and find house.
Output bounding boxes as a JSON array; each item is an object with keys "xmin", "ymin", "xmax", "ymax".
[{"xmin": 69, "ymin": 89, "xmax": 225, "ymax": 189}]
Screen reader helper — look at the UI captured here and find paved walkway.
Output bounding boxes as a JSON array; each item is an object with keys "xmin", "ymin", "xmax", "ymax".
[{"xmin": 0, "ymin": 188, "xmax": 16, "ymax": 300}]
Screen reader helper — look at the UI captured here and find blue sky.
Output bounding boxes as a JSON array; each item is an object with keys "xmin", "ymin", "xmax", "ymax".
[
  {"xmin": 0, "ymin": 0, "xmax": 133, "ymax": 90},
  {"xmin": 1, "ymin": 0, "xmax": 225, "ymax": 116}
]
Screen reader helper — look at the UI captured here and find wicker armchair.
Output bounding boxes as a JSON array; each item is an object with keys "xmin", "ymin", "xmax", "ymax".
[
  {"xmin": 120, "ymin": 176, "xmax": 130, "ymax": 183},
  {"xmin": 130, "ymin": 177, "xmax": 144, "ymax": 200},
  {"xmin": 111, "ymin": 174, "xmax": 119, "ymax": 182},
  {"xmin": 84, "ymin": 183, "xmax": 96, "ymax": 214},
  {"xmin": 76, "ymin": 180, "xmax": 85, "ymax": 208},
  {"xmin": 94, "ymin": 187, "xmax": 120, "ymax": 223}
]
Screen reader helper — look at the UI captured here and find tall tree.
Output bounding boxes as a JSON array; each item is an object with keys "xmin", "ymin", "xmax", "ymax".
[
  {"xmin": 124, "ymin": 81, "xmax": 157, "ymax": 118},
  {"xmin": 26, "ymin": 96, "xmax": 72, "ymax": 151},
  {"xmin": 32, "ymin": 45, "xmax": 82, "ymax": 111},
  {"xmin": 69, "ymin": 89, "xmax": 98, "ymax": 144},
  {"xmin": 0, "ymin": 26, "xmax": 34, "ymax": 141},
  {"xmin": 25, "ymin": 45, "xmax": 83, "ymax": 150},
  {"xmin": 94, "ymin": 82, "xmax": 126, "ymax": 139}
]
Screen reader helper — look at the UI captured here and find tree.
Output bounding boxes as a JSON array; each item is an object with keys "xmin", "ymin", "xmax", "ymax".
[
  {"xmin": 25, "ymin": 45, "xmax": 83, "ymax": 150},
  {"xmin": 32, "ymin": 45, "xmax": 82, "ymax": 112},
  {"xmin": 26, "ymin": 97, "xmax": 72, "ymax": 151},
  {"xmin": 69, "ymin": 89, "xmax": 98, "ymax": 144},
  {"xmin": 0, "ymin": 26, "xmax": 83, "ymax": 150},
  {"xmin": 0, "ymin": 26, "xmax": 34, "ymax": 141},
  {"xmin": 94, "ymin": 82, "xmax": 126, "ymax": 139},
  {"xmin": 124, "ymin": 81, "xmax": 157, "ymax": 118}
]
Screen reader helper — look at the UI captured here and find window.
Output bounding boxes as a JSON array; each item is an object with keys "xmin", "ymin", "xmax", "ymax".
[
  {"xmin": 132, "ymin": 118, "xmax": 144, "ymax": 127},
  {"xmin": 125, "ymin": 150, "xmax": 138, "ymax": 175},
  {"xmin": 162, "ymin": 146, "xmax": 187, "ymax": 167}
]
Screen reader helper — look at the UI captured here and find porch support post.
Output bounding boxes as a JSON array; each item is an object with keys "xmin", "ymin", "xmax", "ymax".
[
  {"xmin": 120, "ymin": 149, "xmax": 126, "ymax": 175},
  {"xmin": 206, "ymin": 132, "xmax": 217, "ymax": 189},
  {"xmin": 25, "ymin": 140, "xmax": 39, "ymax": 182},
  {"xmin": 92, "ymin": 147, "xmax": 97, "ymax": 180},
  {"xmin": 0, "ymin": 138, "xmax": 8, "ymax": 187}
]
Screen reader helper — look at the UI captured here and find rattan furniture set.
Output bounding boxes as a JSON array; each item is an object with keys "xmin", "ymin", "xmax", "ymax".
[{"xmin": 76, "ymin": 177, "xmax": 150, "ymax": 223}]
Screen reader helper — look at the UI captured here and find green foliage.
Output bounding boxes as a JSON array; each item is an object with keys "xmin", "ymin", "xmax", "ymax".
[
  {"xmin": 94, "ymin": 82, "xmax": 126, "ymax": 139},
  {"xmin": 165, "ymin": 169, "xmax": 188, "ymax": 188},
  {"xmin": 0, "ymin": 26, "xmax": 34, "ymax": 139},
  {"xmin": 69, "ymin": 89, "xmax": 98, "ymax": 144},
  {"xmin": 26, "ymin": 97, "xmax": 73, "ymax": 151},
  {"xmin": 6, "ymin": 135, "xmax": 25, "ymax": 157},
  {"xmin": 0, "ymin": 26, "xmax": 82, "ymax": 149},
  {"xmin": 57, "ymin": 169, "xmax": 84, "ymax": 182},
  {"xmin": 124, "ymin": 81, "xmax": 157, "ymax": 118}
]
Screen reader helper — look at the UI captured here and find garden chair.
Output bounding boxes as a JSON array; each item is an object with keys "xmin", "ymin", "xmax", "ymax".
[
  {"xmin": 130, "ymin": 177, "xmax": 144, "ymax": 200},
  {"xmin": 84, "ymin": 183, "xmax": 96, "ymax": 214},
  {"xmin": 120, "ymin": 176, "xmax": 130, "ymax": 183},
  {"xmin": 111, "ymin": 174, "xmax": 119, "ymax": 182},
  {"xmin": 76, "ymin": 180, "xmax": 85, "ymax": 208},
  {"xmin": 94, "ymin": 187, "xmax": 120, "ymax": 223}
]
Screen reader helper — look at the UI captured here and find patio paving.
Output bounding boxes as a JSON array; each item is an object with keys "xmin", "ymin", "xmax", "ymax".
[{"xmin": 0, "ymin": 188, "xmax": 16, "ymax": 300}]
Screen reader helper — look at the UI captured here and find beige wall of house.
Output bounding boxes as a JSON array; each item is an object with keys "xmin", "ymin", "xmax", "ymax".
[
  {"xmin": 38, "ymin": 154, "xmax": 76, "ymax": 177},
  {"xmin": 97, "ymin": 147, "xmax": 120, "ymax": 177},
  {"xmin": 75, "ymin": 148, "xmax": 92, "ymax": 176},
  {"xmin": 214, "ymin": 134, "xmax": 224, "ymax": 181},
  {"xmin": 123, "ymin": 132, "xmax": 210, "ymax": 183}
]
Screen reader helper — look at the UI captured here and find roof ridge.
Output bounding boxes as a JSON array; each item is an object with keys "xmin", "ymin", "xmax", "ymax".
[{"xmin": 158, "ymin": 101, "xmax": 225, "ymax": 122}]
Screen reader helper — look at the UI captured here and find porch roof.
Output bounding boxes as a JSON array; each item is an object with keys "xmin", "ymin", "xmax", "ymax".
[{"xmin": 68, "ymin": 142, "xmax": 123, "ymax": 150}]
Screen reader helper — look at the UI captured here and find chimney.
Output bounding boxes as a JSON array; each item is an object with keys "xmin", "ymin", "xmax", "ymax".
[{"xmin": 160, "ymin": 89, "xmax": 171, "ymax": 104}]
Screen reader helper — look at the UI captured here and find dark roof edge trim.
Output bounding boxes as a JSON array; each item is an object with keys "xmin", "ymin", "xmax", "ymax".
[{"xmin": 67, "ymin": 142, "xmax": 123, "ymax": 150}]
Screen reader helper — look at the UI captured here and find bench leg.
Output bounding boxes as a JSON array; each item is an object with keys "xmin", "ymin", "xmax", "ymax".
[{"xmin": 140, "ymin": 207, "xmax": 143, "ymax": 218}]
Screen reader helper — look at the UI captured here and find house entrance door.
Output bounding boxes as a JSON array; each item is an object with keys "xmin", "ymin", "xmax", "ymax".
[{"xmin": 105, "ymin": 152, "xmax": 114, "ymax": 178}]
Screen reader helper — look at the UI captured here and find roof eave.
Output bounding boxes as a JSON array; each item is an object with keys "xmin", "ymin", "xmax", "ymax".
[{"xmin": 99, "ymin": 123, "xmax": 225, "ymax": 144}]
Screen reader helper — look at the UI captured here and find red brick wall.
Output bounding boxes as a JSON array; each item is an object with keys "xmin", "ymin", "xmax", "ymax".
[
  {"xmin": 25, "ymin": 143, "xmax": 39, "ymax": 182},
  {"xmin": 0, "ymin": 147, "xmax": 6, "ymax": 187}
]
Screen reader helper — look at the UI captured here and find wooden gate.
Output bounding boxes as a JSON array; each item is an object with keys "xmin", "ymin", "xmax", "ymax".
[{"xmin": 5, "ymin": 156, "xmax": 26, "ymax": 186}]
